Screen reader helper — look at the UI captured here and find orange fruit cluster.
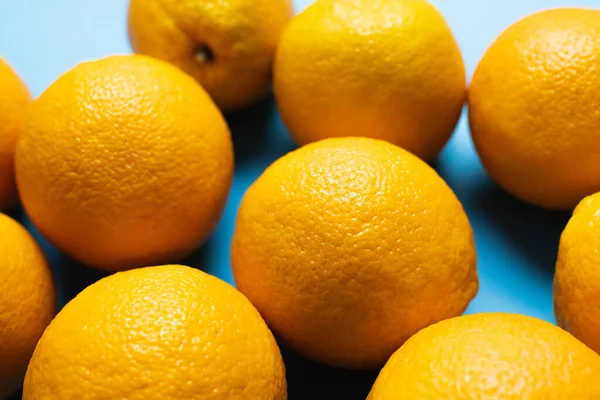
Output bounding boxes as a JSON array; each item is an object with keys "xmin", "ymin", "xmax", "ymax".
[{"xmin": 0, "ymin": 1, "xmax": 600, "ymax": 400}]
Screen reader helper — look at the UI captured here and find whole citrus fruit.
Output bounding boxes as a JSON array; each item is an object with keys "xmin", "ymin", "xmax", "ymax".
[
  {"xmin": 274, "ymin": 0, "xmax": 465, "ymax": 161},
  {"xmin": 368, "ymin": 313, "xmax": 600, "ymax": 399},
  {"xmin": 0, "ymin": 213, "xmax": 55, "ymax": 400},
  {"xmin": 23, "ymin": 265, "xmax": 287, "ymax": 400},
  {"xmin": 554, "ymin": 192, "xmax": 600, "ymax": 354},
  {"xmin": 231, "ymin": 137, "xmax": 478, "ymax": 369},
  {"xmin": 469, "ymin": 8, "xmax": 600, "ymax": 210},
  {"xmin": 0, "ymin": 58, "xmax": 31, "ymax": 211},
  {"xmin": 15, "ymin": 55, "xmax": 233, "ymax": 271},
  {"xmin": 128, "ymin": 0, "xmax": 293, "ymax": 111}
]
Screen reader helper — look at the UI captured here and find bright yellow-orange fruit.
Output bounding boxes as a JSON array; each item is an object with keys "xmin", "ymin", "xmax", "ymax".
[
  {"xmin": 274, "ymin": 0, "xmax": 465, "ymax": 161},
  {"xmin": 554, "ymin": 192, "xmax": 600, "ymax": 354},
  {"xmin": 469, "ymin": 8, "xmax": 600, "ymax": 210},
  {"xmin": 368, "ymin": 313, "xmax": 600, "ymax": 399},
  {"xmin": 16, "ymin": 55, "xmax": 233, "ymax": 272},
  {"xmin": 23, "ymin": 265, "xmax": 287, "ymax": 400},
  {"xmin": 232, "ymin": 137, "xmax": 478, "ymax": 369},
  {"xmin": 0, "ymin": 213, "xmax": 55, "ymax": 400},
  {"xmin": 128, "ymin": 0, "xmax": 293, "ymax": 111},
  {"xmin": 0, "ymin": 59, "xmax": 31, "ymax": 211}
]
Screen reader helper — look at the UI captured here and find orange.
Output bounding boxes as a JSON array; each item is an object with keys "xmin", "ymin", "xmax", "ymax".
[
  {"xmin": 0, "ymin": 58, "xmax": 31, "ymax": 211},
  {"xmin": 273, "ymin": 0, "xmax": 466, "ymax": 161},
  {"xmin": 469, "ymin": 8, "xmax": 600, "ymax": 210},
  {"xmin": 128, "ymin": 0, "xmax": 293, "ymax": 111},
  {"xmin": 15, "ymin": 55, "xmax": 233, "ymax": 272},
  {"xmin": 368, "ymin": 313, "xmax": 600, "ymax": 399},
  {"xmin": 554, "ymin": 192, "xmax": 600, "ymax": 354},
  {"xmin": 231, "ymin": 137, "xmax": 478, "ymax": 369},
  {"xmin": 23, "ymin": 265, "xmax": 287, "ymax": 400},
  {"xmin": 0, "ymin": 213, "xmax": 55, "ymax": 400}
]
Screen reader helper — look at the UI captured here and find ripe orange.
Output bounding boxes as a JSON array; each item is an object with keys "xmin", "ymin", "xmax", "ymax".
[
  {"xmin": 368, "ymin": 313, "xmax": 600, "ymax": 399},
  {"xmin": 554, "ymin": 192, "xmax": 600, "ymax": 354},
  {"xmin": 23, "ymin": 265, "xmax": 287, "ymax": 400},
  {"xmin": 16, "ymin": 55, "xmax": 233, "ymax": 271},
  {"xmin": 128, "ymin": 0, "xmax": 293, "ymax": 110},
  {"xmin": 469, "ymin": 8, "xmax": 600, "ymax": 210},
  {"xmin": 0, "ymin": 58, "xmax": 31, "ymax": 211},
  {"xmin": 274, "ymin": 0, "xmax": 466, "ymax": 161},
  {"xmin": 0, "ymin": 213, "xmax": 55, "ymax": 400},
  {"xmin": 232, "ymin": 137, "xmax": 478, "ymax": 369}
]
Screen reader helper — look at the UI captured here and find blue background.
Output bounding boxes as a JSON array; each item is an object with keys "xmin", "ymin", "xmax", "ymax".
[{"xmin": 1, "ymin": 0, "xmax": 598, "ymax": 398}]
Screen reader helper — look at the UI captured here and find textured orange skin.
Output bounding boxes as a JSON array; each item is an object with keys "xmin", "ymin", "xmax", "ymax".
[
  {"xmin": 469, "ymin": 8, "xmax": 600, "ymax": 210},
  {"xmin": 0, "ymin": 59, "xmax": 31, "ymax": 211},
  {"xmin": 368, "ymin": 313, "xmax": 600, "ymax": 399},
  {"xmin": 128, "ymin": 0, "xmax": 293, "ymax": 111},
  {"xmin": 273, "ymin": 0, "xmax": 466, "ymax": 161},
  {"xmin": 231, "ymin": 137, "xmax": 478, "ymax": 369},
  {"xmin": 0, "ymin": 213, "xmax": 56, "ymax": 400},
  {"xmin": 15, "ymin": 55, "xmax": 233, "ymax": 272},
  {"xmin": 23, "ymin": 265, "xmax": 287, "ymax": 400},
  {"xmin": 554, "ymin": 193, "xmax": 600, "ymax": 354}
]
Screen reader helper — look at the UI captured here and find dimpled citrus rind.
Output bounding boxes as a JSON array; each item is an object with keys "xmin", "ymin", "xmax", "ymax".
[
  {"xmin": 0, "ymin": 213, "xmax": 55, "ymax": 400},
  {"xmin": 128, "ymin": 0, "xmax": 293, "ymax": 110},
  {"xmin": 23, "ymin": 265, "xmax": 286, "ymax": 400},
  {"xmin": 0, "ymin": 58, "xmax": 31, "ymax": 211},
  {"xmin": 16, "ymin": 55, "xmax": 233, "ymax": 271},
  {"xmin": 274, "ymin": 0, "xmax": 465, "ymax": 160},
  {"xmin": 554, "ymin": 192, "xmax": 600, "ymax": 354},
  {"xmin": 368, "ymin": 313, "xmax": 600, "ymax": 399},
  {"xmin": 232, "ymin": 137, "xmax": 478, "ymax": 369},
  {"xmin": 469, "ymin": 8, "xmax": 600, "ymax": 210}
]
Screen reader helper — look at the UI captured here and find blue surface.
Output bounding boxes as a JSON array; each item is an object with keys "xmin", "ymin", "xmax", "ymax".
[{"xmin": 2, "ymin": 1, "xmax": 598, "ymax": 399}]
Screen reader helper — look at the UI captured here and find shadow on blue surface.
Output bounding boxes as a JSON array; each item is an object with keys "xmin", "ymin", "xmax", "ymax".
[
  {"xmin": 226, "ymin": 93, "xmax": 290, "ymax": 166},
  {"xmin": 434, "ymin": 142, "xmax": 566, "ymax": 321},
  {"xmin": 227, "ymin": 92, "xmax": 297, "ymax": 168},
  {"xmin": 52, "ymin": 256, "xmax": 110, "ymax": 308},
  {"xmin": 179, "ymin": 244, "xmax": 211, "ymax": 271},
  {"xmin": 474, "ymin": 183, "xmax": 570, "ymax": 272},
  {"xmin": 282, "ymin": 345, "xmax": 379, "ymax": 400},
  {"xmin": 8, "ymin": 391, "xmax": 21, "ymax": 400}
]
